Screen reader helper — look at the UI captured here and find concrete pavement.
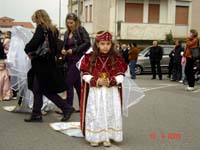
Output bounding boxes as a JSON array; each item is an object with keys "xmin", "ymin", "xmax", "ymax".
[{"xmin": 0, "ymin": 75, "xmax": 200, "ymax": 150}]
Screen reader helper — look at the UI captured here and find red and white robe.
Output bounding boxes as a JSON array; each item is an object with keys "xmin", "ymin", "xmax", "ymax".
[{"xmin": 80, "ymin": 52, "xmax": 127, "ymax": 143}]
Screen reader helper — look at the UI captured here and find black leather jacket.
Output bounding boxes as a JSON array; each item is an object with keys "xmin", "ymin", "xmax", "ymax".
[{"xmin": 63, "ymin": 26, "xmax": 91, "ymax": 58}]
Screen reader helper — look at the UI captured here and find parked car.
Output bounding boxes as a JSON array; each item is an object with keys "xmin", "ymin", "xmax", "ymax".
[{"xmin": 135, "ymin": 45, "xmax": 175, "ymax": 75}]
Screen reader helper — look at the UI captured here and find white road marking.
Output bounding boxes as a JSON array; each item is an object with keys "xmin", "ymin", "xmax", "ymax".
[
  {"xmin": 104, "ymin": 145, "xmax": 122, "ymax": 150},
  {"xmin": 141, "ymin": 84, "xmax": 179, "ymax": 92},
  {"xmin": 192, "ymin": 88, "xmax": 200, "ymax": 93}
]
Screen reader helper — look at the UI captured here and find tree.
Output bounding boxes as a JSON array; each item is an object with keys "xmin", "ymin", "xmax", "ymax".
[{"xmin": 165, "ymin": 31, "xmax": 174, "ymax": 44}]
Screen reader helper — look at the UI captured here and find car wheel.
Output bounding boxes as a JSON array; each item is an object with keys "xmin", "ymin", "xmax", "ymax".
[{"xmin": 135, "ymin": 65, "xmax": 142, "ymax": 75}]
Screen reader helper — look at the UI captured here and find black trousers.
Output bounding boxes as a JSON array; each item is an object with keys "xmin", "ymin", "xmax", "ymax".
[
  {"xmin": 172, "ymin": 62, "xmax": 182, "ymax": 81},
  {"xmin": 65, "ymin": 62, "xmax": 81, "ymax": 107},
  {"xmin": 168, "ymin": 61, "xmax": 173, "ymax": 78},
  {"xmin": 185, "ymin": 57, "xmax": 195, "ymax": 87},
  {"xmin": 32, "ymin": 76, "xmax": 71, "ymax": 116},
  {"xmin": 150, "ymin": 60, "xmax": 162, "ymax": 79}
]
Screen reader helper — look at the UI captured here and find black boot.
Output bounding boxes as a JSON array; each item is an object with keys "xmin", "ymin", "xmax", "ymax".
[
  {"xmin": 24, "ymin": 115, "xmax": 42, "ymax": 122},
  {"xmin": 60, "ymin": 108, "xmax": 74, "ymax": 122}
]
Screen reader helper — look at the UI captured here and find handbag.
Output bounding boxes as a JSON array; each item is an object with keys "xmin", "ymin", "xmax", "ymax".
[
  {"xmin": 31, "ymin": 30, "xmax": 50, "ymax": 58},
  {"xmin": 191, "ymin": 47, "xmax": 200, "ymax": 60},
  {"xmin": 35, "ymin": 31, "xmax": 50, "ymax": 56}
]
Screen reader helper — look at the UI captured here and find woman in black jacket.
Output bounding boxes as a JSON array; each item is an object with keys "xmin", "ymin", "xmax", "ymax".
[
  {"xmin": 24, "ymin": 9, "xmax": 73, "ymax": 122},
  {"xmin": 172, "ymin": 40, "xmax": 184, "ymax": 81},
  {"xmin": 61, "ymin": 13, "xmax": 91, "ymax": 110}
]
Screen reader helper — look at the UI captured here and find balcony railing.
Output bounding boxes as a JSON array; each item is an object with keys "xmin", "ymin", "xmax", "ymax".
[
  {"xmin": 118, "ymin": 22, "xmax": 173, "ymax": 40},
  {"xmin": 117, "ymin": 22, "xmax": 188, "ymax": 40}
]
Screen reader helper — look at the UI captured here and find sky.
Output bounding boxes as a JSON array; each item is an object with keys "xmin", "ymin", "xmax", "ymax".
[{"xmin": 0, "ymin": 0, "xmax": 68, "ymax": 28}]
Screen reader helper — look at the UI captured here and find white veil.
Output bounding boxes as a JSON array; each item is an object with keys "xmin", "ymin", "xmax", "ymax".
[
  {"xmin": 6, "ymin": 26, "xmax": 33, "ymax": 108},
  {"xmin": 122, "ymin": 73, "xmax": 145, "ymax": 117},
  {"xmin": 5, "ymin": 26, "xmax": 55, "ymax": 112}
]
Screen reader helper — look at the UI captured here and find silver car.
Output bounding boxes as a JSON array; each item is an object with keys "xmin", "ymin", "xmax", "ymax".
[{"xmin": 135, "ymin": 45, "xmax": 175, "ymax": 75}]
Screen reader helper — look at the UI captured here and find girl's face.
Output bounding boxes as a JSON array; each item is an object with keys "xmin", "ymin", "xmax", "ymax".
[
  {"xmin": 66, "ymin": 19, "xmax": 76, "ymax": 31},
  {"xmin": 97, "ymin": 41, "xmax": 112, "ymax": 54}
]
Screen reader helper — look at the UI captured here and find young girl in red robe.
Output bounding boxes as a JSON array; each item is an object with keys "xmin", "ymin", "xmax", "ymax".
[{"xmin": 80, "ymin": 31, "xmax": 127, "ymax": 147}]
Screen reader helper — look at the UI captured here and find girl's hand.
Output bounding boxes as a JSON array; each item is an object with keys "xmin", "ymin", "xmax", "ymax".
[
  {"xmin": 66, "ymin": 49, "xmax": 73, "ymax": 55},
  {"xmin": 61, "ymin": 49, "xmax": 67, "ymax": 55},
  {"xmin": 97, "ymin": 78, "xmax": 110, "ymax": 87}
]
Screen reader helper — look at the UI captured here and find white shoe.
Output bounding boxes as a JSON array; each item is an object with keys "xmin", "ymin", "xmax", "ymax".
[
  {"xmin": 12, "ymin": 97, "xmax": 17, "ymax": 100},
  {"xmin": 90, "ymin": 142, "xmax": 99, "ymax": 147},
  {"xmin": 186, "ymin": 87, "xmax": 195, "ymax": 91},
  {"xmin": 179, "ymin": 80, "xmax": 183, "ymax": 83},
  {"xmin": 103, "ymin": 141, "xmax": 111, "ymax": 147}
]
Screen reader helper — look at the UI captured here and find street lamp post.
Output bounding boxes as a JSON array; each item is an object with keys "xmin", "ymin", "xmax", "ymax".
[{"xmin": 59, "ymin": 0, "xmax": 61, "ymax": 30}]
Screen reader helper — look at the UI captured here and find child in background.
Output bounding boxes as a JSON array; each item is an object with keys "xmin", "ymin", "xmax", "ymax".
[
  {"xmin": 3, "ymin": 31, "xmax": 11, "ymax": 56},
  {"xmin": 0, "ymin": 60, "xmax": 13, "ymax": 101},
  {"xmin": 180, "ymin": 51, "xmax": 186, "ymax": 83}
]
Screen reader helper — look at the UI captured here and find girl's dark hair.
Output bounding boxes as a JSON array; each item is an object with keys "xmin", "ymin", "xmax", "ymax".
[
  {"xmin": 88, "ymin": 31, "xmax": 119, "ymax": 72},
  {"xmin": 65, "ymin": 13, "xmax": 81, "ymax": 31}
]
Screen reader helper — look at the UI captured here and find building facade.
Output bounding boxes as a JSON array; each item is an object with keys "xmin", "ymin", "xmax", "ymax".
[
  {"xmin": 69, "ymin": 0, "xmax": 198, "ymax": 41},
  {"xmin": 191, "ymin": 0, "xmax": 200, "ymax": 35}
]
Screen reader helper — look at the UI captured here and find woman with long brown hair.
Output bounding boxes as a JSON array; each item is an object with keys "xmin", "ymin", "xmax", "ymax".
[
  {"xmin": 184, "ymin": 29, "xmax": 199, "ymax": 91},
  {"xmin": 61, "ymin": 13, "xmax": 91, "ymax": 111},
  {"xmin": 24, "ymin": 9, "xmax": 73, "ymax": 122}
]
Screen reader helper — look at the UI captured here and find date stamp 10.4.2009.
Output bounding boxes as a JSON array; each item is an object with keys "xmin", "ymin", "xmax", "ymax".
[{"xmin": 149, "ymin": 133, "xmax": 182, "ymax": 140}]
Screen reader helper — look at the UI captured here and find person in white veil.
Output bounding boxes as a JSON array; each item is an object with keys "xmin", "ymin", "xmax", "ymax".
[{"xmin": 4, "ymin": 26, "xmax": 55, "ymax": 113}]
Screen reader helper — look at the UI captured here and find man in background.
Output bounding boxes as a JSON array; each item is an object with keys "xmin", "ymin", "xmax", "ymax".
[{"xmin": 149, "ymin": 40, "xmax": 163, "ymax": 80}]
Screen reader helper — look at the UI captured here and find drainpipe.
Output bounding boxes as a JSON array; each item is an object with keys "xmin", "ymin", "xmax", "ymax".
[
  {"xmin": 77, "ymin": 0, "xmax": 81, "ymax": 17},
  {"xmin": 114, "ymin": 0, "xmax": 117, "ymax": 40}
]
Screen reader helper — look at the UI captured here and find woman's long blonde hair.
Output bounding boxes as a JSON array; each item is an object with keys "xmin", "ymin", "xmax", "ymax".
[{"xmin": 32, "ymin": 9, "xmax": 57, "ymax": 35}]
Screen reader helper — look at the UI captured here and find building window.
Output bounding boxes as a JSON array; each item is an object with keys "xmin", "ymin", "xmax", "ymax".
[
  {"xmin": 89, "ymin": 5, "xmax": 92, "ymax": 22},
  {"xmin": 85, "ymin": 6, "xmax": 88, "ymax": 22},
  {"xmin": 175, "ymin": 6, "xmax": 189, "ymax": 25},
  {"xmin": 125, "ymin": 3, "xmax": 143, "ymax": 23},
  {"xmin": 148, "ymin": 4, "xmax": 160, "ymax": 23}
]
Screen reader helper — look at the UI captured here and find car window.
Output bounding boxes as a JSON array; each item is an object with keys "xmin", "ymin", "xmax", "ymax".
[
  {"xmin": 144, "ymin": 49, "xmax": 150, "ymax": 57},
  {"xmin": 139, "ymin": 48, "xmax": 149, "ymax": 55},
  {"xmin": 163, "ymin": 47, "xmax": 174, "ymax": 55},
  {"xmin": 139, "ymin": 45, "xmax": 174, "ymax": 56},
  {"xmin": 139, "ymin": 47, "xmax": 151, "ymax": 56}
]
